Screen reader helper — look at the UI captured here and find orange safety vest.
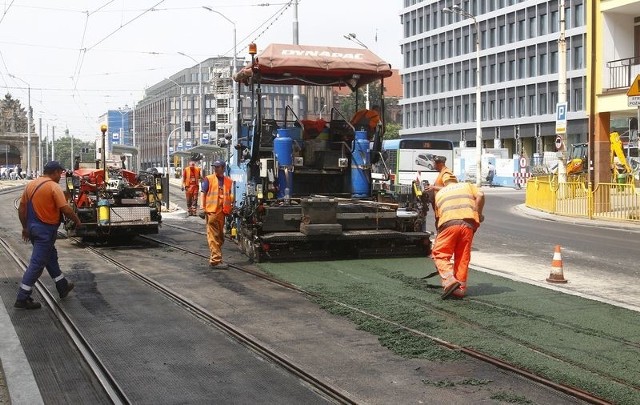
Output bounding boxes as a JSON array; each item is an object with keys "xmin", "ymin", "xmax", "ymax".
[
  {"xmin": 435, "ymin": 182, "xmax": 480, "ymax": 228},
  {"xmin": 183, "ymin": 166, "xmax": 201, "ymax": 187},
  {"xmin": 434, "ymin": 167, "xmax": 453, "ymax": 188},
  {"xmin": 204, "ymin": 175, "xmax": 234, "ymax": 215}
]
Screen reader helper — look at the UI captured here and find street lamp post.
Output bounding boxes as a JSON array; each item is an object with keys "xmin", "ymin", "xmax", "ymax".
[
  {"xmin": 202, "ymin": 6, "xmax": 237, "ymax": 166},
  {"xmin": 165, "ymin": 77, "xmax": 185, "ymax": 170},
  {"xmin": 9, "ymin": 74, "xmax": 31, "ymax": 175},
  {"xmin": 166, "ymin": 127, "xmax": 180, "ymax": 180},
  {"xmin": 178, "ymin": 52, "xmax": 203, "ymax": 146},
  {"xmin": 444, "ymin": 5, "xmax": 483, "ymax": 187}
]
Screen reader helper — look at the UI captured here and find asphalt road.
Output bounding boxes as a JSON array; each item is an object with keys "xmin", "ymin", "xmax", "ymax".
[{"xmin": 470, "ymin": 188, "xmax": 640, "ymax": 299}]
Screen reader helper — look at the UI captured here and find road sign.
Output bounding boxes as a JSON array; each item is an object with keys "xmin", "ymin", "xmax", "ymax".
[
  {"xmin": 627, "ymin": 74, "xmax": 640, "ymax": 96},
  {"xmin": 555, "ymin": 135, "xmax": 563, "ymax": 150},
  {"xmin": 555, "ymin": 102, "xmax": 568, "ymax": 135},
  {"xmin": 628, "ymin": 96, "xmax": 640, "ymax": 107}
]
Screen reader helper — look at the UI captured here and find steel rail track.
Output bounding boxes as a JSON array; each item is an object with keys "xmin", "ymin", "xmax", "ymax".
[
  {"xmin": 78, "ymin": 239, "xmax": 357, "ymax": 405},
  {"xmin": 0, "ymin": 237, "xmax": 130, "ymax": 405},
  {"xmin": 141, "ymin": 226, "xmax": 616, "ymax": 405}
]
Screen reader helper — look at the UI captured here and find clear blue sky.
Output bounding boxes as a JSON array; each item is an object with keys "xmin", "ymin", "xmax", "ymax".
[{"xmin": 0, "ymin": 1, "xmax": 403, "ymax": 141}]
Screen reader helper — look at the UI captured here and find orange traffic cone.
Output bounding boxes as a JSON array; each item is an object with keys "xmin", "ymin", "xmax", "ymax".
[{"xmin": 546, "ymin": 245, "xmax": 568, "ymax": 283}]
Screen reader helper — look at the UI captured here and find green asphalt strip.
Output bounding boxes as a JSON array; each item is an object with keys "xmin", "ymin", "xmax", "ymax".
[{"xmin": 260, "ymin": 257, "xmax": 640, "ymax": 405}]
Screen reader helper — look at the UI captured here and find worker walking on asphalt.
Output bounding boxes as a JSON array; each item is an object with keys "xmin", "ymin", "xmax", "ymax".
[
  {"xmin": 15, "ymin": 161, "xmax": 82, "ymax": 310},
  {"xmin": 201, "ymin": 160, "xmax": 234, "ymax": 269},
  {"xmin": 431, "ymin": 173, "xmax": 485, "ymax": 299},
  {"xmin": 182, "ymin": 160, "xmax": 202, "ymax": 216}
]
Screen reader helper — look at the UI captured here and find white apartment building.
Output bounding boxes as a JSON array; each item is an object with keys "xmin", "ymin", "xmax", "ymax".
[{"xmin": 399, "ymin": 0, "xmax": 587, "ymax": 156}]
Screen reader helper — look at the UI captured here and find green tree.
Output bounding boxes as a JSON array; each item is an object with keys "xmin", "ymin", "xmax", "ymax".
[
  {"xmin": 48, "ymin": 135, "xmax": 95, "ymax": 170},
  {"xmin": 384, "ymin": 122, "xmax": 401, "ymax": 140}
]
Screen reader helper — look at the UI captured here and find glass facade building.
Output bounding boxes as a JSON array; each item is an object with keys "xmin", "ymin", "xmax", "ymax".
[{"xmin": 399, "ymin": 0, "xmax": 587, "ymax": 155}]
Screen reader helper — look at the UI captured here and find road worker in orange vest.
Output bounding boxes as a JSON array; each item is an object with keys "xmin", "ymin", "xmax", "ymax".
[
  {"xmin": 350, "ymin": 105, "xmax": 381, "ymax": 138},
  {"xmin": 182, "ymin": 160, "xmax": 202, "ymax": 216},
  {"xmin": 424, "ymin": 155, "xmax": 454, "ymax": 221},
  {"xmin": 431, "ymin": 173, "xmax": 485, "ymax": 299},
  {"xmin": 201, "ymin": 160, "xmax": 234, "ymax": 269}
]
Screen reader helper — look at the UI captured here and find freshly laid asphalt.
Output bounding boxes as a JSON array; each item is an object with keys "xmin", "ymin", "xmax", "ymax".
[{"xmin": 1, "ymin": 180, "xmax": 638, "ymax": 404}]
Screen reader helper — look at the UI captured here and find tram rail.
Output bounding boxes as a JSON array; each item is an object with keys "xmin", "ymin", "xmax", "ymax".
[
  {"xmin": 0, "ymin": 237, "xmax": 131, "ymax": 405},
  {"xmin": 148, "ymin": 222, "xmax": 616, "ymax": 405}
]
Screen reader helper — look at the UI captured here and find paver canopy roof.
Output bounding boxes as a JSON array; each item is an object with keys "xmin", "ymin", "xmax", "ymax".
[{"xmin": 234, "ymin": 43, "xmax": 393, "ymax": 89}]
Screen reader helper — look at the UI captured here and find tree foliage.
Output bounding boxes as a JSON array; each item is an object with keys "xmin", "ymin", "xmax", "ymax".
[{"xmin": 45, "ymin": 135, "xmax": 95, "ymax": 170}]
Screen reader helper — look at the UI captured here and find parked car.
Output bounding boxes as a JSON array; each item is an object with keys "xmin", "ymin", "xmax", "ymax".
[{"xmin": 415, "ymin": 153, "xmax": 436, "ymax": 170}]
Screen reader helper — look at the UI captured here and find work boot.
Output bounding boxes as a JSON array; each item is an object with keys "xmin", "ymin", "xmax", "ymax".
[
  {"xmin": 57, "ymin": 280, "xmax": 75, "ymax": 299},
  {"xmin": 14, "ymin": 298, "xmax": 42, "ymax": 310},
  {"xmin": 441, "ymin": 281, "xmax": 461, "ymax": 300}
]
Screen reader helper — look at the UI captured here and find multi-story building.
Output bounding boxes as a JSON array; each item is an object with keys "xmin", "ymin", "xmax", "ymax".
[
  {"xmin": 98, "ymin": 108, "xmax": 132, "ymax": 152},
  {"xmin": 399, "ymin": 0, "xmax": 587, "ymax": 157},
  {"xmin": 590, "ymin": 0, "xmax": 640, "ymax": 183},
  {"xmin": 131, "ymin": 57, "xmax": 334, "ymax": 169}
]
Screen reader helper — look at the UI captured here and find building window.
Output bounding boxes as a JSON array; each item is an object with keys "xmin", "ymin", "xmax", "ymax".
[
  {"xmin": 499, "ymin": 25, "xmax": 505, "ymax": 45},
  {"xmin": 489, "ymin": 100, "xmax": 495, "ymax": 119},
  {"xmin": 490, "ymin": 64, "xmax": 496, "ymax": 84},
  {"xmin": 551, "ymin": 10, "xmax": 558, "ymax": 32},
  {"xmin": 490, "ymin": 28, "xmax": 496, "ymax": 47},
  {"xmin": 529, "ymin": 95, "xmax": 536, "ymax": 115},
  {"xmin": 574, "ymin": 46, "xmax": 584, "ymax": 69},
  {"xmin": 574, "ymin": 88, "xmax": 583, "ymax": 110},
  {"xmin": 499, "ymin": 62, "xmax": 505, "ymax": 81},
  {"xmin": 518, "ymin": 20, "xmax": 525, "ymax": 41},
  {"xmin": 518, "ymin": 58, "xmax": 526, "ymax": 79},
  {"xmin": 518, "ymin": 96, "xmax": 525, "ymax": 117},
  {"xmin": 529, "ymin": 17, "xmax": 536, "ymax": 38},
  {"xmin": 464, "ymin": 34, "xmax": 470, "ymax": 53},
  {"xmin": 509, "ymin": 22, "xmax": 515, "ymax": 43},
  {"xmin": 550, "ymin": 51, "xmax": 558, "ymax": 73},
  {"xmin": 499, "ymin": 99, "xmax": 505, "ymax": 118},
  {"xmin": 426, "ymin": 45, "xmax": 431, "ymax": 63},
  {"xmin": 509, "ymin": 60, "xmax": 515, "ymax": 80},
  {"xmin": 539, "ymin": 53, "xmax": 547, "ymax": 75},
  {"xmin": 575, "ymin": 4, "xmax": 584, "ymax": 26},
  {"xmin": 539, "ymin": 93, "xmax": 547, "ymax": 114},
  {"xmin": 529, "ymin": 56, "xmax": 536, "ymax": 76},
  {"xmin": 539, "ymin": 13, "xmax": 547, "ymax": 35},
  {"xmin": 448, "ymin": 39, "xmax": 453, "ymax": 57}
]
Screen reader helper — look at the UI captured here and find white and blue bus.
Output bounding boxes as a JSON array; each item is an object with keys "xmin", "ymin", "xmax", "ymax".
[{"xmin": 374, "ymin": 138, "xmax": 455, "ymax": 186}]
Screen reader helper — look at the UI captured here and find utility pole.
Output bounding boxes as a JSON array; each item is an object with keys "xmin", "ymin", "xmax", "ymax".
[
  {"xmin": 52, "ymin": 126, "xmax": 55, "ymax": 161},
  {"xmin": 557, "ymin": 0, "xmax": 568, "ymax": 187},
  {"xmin": 292, "ymin": 0, "xmax": 300, "ymax": 117}
]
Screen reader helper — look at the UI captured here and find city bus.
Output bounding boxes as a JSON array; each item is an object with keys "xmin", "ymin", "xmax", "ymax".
[{"xmin": 374, "ymin": 138, "xmax": 455, "ymax": 186}]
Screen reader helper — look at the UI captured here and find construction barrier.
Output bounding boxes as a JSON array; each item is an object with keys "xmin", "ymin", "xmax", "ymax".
[{"xmin": 525, "ymin": 176, "xmax": 640, "ymax": 223}]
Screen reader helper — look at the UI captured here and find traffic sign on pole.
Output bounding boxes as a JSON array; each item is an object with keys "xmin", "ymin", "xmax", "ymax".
[
  {"xmin": 555, "ymin": 102, "xmax": 567, "ymax": 135},
  {"xmin": 555, "ymin": 135, "xmax": 563, "ymax": 150}
]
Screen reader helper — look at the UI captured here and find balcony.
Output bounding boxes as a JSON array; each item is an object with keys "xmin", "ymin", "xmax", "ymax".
[{"xmin": 606, "ymin": 56, "xmax": 640, "ymax": 91}]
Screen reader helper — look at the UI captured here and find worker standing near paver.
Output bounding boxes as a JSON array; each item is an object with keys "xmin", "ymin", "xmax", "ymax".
[
  {"xmin": 431, "ymin": 173, "xmax": 485, "ymax": 299},
  {"xmin": 200, "ymin": 160, "xmax": 234, "ymax": 268},
  {"xmin": 182, "ymin": 160, "xmax": 202, "ymax": 216}
]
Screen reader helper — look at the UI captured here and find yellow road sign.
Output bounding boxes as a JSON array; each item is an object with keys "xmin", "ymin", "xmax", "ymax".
[{"xmin": 627, "ymin": 74, "xmax": 640, "ymax": 96}]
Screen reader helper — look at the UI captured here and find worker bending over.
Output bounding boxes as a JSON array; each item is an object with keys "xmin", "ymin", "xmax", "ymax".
[
  {"xmin": 350, "ymin": 105, "xmax": 380, "ymax": 137},
  {"xmin": 431, "ymin": 173, "xmax": 485, "ymax": 299}
]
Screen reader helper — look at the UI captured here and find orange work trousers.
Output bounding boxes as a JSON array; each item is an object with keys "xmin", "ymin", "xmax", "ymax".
[
  {"xmin": 431, "ymin": 224, "xmax": 475, "ymax": 293},
  {"xmin": 206, "ymin": 211, "xmax": 225, "ymax": 265},
  {"xmin": 185, "ymin": 185, "xmax": 199, "ymax": 214}
]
